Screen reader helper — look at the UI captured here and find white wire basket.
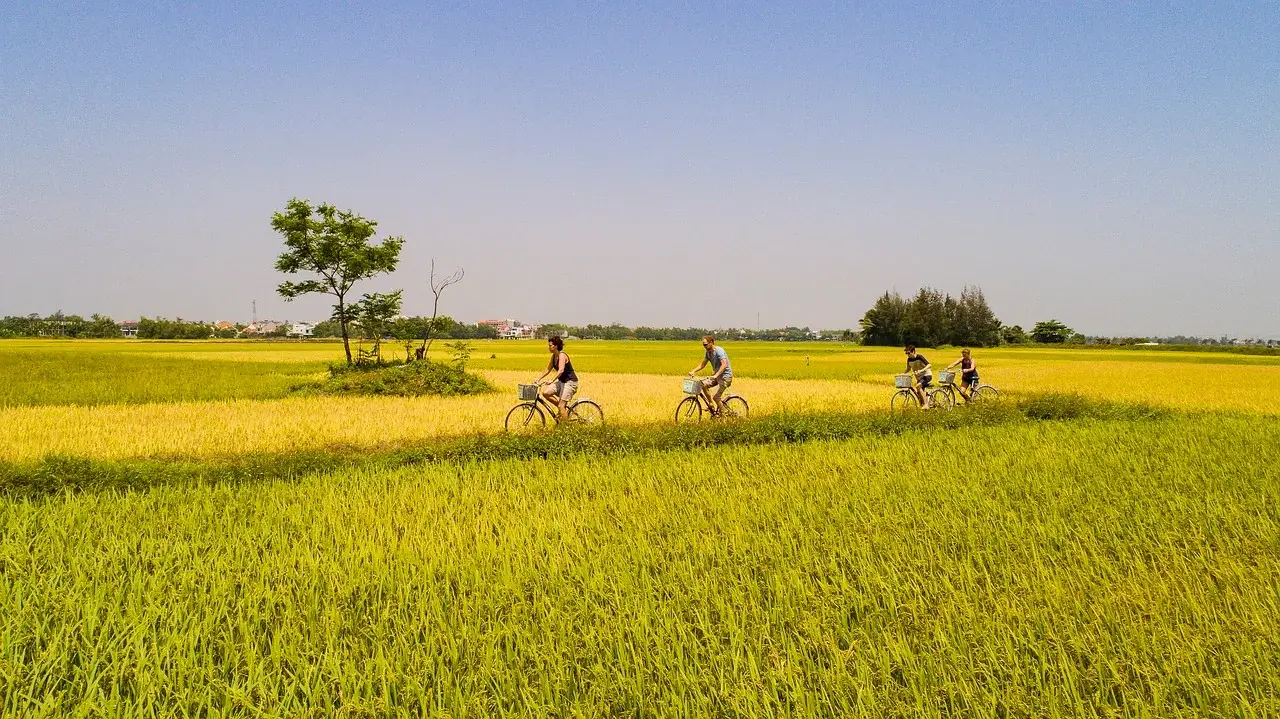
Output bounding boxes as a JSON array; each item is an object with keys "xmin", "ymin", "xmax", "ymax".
[
  {"xmin": 894, "ymin": 374, "xmax": 914, "ymax": 389},
  {"xmin": 682, "ymin": 378, "xmax": 703, "ymax": 395},
  {"xmin": 938, "ymin": 370, "xmax": 956, "ymax": 384},
  {"xmin": 518, "ymin": 384, "xmax": 539, "ymax": 401}
]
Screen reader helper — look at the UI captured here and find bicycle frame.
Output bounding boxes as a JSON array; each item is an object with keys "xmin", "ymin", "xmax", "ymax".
[
  {"xmin": 533, "ymin": 384, "xmax": 572, "ymax": 423},
  {"xmin": 941, "ymin": 376, "xmax": 979, "ymax": 398},
  {"xmin": 692, "ymin": 376, "xmax": 732, "ymax": 411}
]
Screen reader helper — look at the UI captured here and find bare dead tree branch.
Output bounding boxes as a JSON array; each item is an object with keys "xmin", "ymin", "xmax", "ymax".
[{"xmin": 417, "ymin": 258, "xmax": 466, "ymax": 359}]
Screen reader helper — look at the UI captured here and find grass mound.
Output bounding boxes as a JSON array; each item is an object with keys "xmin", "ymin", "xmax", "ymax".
[{"xmin": 293, "ymin": 360, "xmax": 496, "ymax": 398}]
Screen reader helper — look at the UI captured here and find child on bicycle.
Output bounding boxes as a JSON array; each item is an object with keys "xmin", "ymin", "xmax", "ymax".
[
  {"xmin": 534, "ymin": 336, "xmax": 577, "ymax": 421},
  {"xmin": 689, "ymin": 335, "xmax": 732, "ymax": 416},
  {"xmin": 945, "ymin": 348, "xmax": 980, "ymax": 403},
  {"xmin": 904, "ymin": 345, "xmax": 933, "ymax": 409}
]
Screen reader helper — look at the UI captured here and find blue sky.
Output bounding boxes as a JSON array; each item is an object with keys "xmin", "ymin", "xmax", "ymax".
[{"xmin": 2, "ymin": 1, "xmax": 1277, "ymax": 336}]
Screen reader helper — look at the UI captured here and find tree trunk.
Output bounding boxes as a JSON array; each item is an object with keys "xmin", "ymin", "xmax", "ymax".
[{"xmin": 338, "ymin": 297, "xmax": 353, "ymax": 366}]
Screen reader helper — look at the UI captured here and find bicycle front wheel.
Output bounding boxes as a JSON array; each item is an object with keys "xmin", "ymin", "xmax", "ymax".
[
  {"xmin": 504, "ymin": 402, "xmax": 545, "ymax": 433},
  {"xmin": 675, "ymin": 396, "xmax": 703, "ymax": 423},
  {"xmin": 722, "ymin": 395, "xmax": 749, "ymax": 419},
  {"xmin": 928, "ymin": 387, "xmax": 955, "ymax": 411},
  {"xmin": 568, "ymin": 399, "xmax": 604, "ymax": 425},
  {"xmin": 891, "ymin": 389, "xmax": 919, "ymax": 411}
]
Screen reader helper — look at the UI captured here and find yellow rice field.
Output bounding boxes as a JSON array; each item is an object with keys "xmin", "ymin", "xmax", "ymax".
[
  {"xmin": 3, "ymin": 340, "xmax": 1279, "ymax": 462},
  {"xmin": 0, "ymin": 371, "xmax": 879, "ymax": 461}
]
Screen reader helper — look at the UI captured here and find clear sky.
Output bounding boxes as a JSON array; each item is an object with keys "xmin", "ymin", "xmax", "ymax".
[{"xmin": 2, "ymin": 2, "xmax": 1277, "ymax": 336}]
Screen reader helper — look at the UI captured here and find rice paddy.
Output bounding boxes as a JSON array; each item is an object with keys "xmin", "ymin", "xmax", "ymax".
[{"xmin": 2, "ymin": 339, "xmax": 1278, "ymax": 716}]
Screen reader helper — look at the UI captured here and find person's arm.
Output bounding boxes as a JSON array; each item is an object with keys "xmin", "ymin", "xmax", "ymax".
[
  {"xmin": 555, "ymin": 352, "xmax": 567, "ymax": 377},
  {"xmin": 946, "ymin": 359, "xmax": 961, "ymax": 370}
]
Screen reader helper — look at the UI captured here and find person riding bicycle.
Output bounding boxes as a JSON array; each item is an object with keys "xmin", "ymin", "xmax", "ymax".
[
  {"xmin": 945, "ymin": 348, "xmax": 980, "ymax": 402},
  {"xmin": 689, "ymin": 335, "xmax": 732, "ymax": 416},
  {"xmin": 904, "ymin": 344, "xmax": 933, "ymax": 409},
  {"xmin": 534, "ymin": 336, "xmax": 577, "ymax": 421}
]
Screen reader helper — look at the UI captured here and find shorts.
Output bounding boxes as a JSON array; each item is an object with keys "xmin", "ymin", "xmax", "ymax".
[
  {"xmin": 962, "ymin": 372, "xmax": 979, "ymax": 388},
  {"xmin": 917, "ymin": 374, "xmax": 932, "ymax": 389},
  {"xmin": 701, "ymin": 371, "xmax": 732, "ymax": 388},
  {"xmin": 552, "ymin": 380, "xmax": 578, "ymax": 401}
]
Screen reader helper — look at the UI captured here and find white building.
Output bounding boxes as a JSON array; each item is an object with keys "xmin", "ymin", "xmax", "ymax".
[{"xmin": 288, "ymin": 322, "xmax": 316, "ymax": 338}]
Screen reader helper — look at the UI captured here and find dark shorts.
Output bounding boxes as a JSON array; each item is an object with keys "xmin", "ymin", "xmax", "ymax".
[
  {"xmin": 963, "ymin": 372, "xmax": 979, "ymax": 387},
  {"xmin": 918, "ymin": 374, "xmax": 932, "ymax": 389}
]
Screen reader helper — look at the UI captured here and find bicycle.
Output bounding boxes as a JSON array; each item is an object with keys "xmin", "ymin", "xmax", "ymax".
[
  {"xmin": 504, "ymin": 382, "xmax": 604, "ymax": 432},
  {"xmin": 935, "ymin": 370, "xmax": 1000, "ymax": 406},
  {"xmin": 890, "ymin": 373, "xmax": 954, "ymax": 411},
  {"xmin": 675, "ymin": 376, "xmax": 749, "ymax": 423}
]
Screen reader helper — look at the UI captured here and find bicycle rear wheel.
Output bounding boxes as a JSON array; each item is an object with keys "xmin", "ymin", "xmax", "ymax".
[
  {"xmin": 928, "ymin": 387, "xmax": 955, "ymax": 411},
  {"xmin": 722, "ymin": 395, "xmax": 749, "ymax": 419},
  {"xmin": 972, "ymin": 385, "xmax": 999, "ymax": 403},
  {"xmin": 675, "ymin": 396, "xmax": 702, "ymax": 423},
  {"xmin": 568, "ymin": 399, "xmax": 604, "ymax": 425},
  {"xmin": 504, "ymin": 402, "xmax": 545, "ymax": 433},
  {"xmin": 891, "ymin": 389, "xmax": 919, "ymax": 411}
]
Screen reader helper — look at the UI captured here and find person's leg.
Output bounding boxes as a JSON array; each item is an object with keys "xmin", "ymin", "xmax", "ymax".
[
  {"xmin": 712, "ymin": 381, "xmax": 728, "ymax": 414},
  {"xmin": 558, "ymin": 381, "xmax": 576, "ymax": 420},
  {"xmin": 700, "ymin": 379, "xmax": 716, "ymax": 414},
  {"xmin": 542, "ymin": 382, "xmax": 563, "ymax": 419}
]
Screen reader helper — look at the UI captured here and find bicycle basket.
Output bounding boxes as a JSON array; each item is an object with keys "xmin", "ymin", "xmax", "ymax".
[
  {"xmin": 894, "ymin": 374, "xmax": 914, "ymax": 389},
  {"xmin": 518, "ymin": 384, "xmax": 539, "ymax": 401},
  {"xmin": 938, "ymin": 370, "xmax": 956, "ymax": 384},
  {"xmin": 682, "ymin": 378, "xmax": 703, "ymax": 395}
]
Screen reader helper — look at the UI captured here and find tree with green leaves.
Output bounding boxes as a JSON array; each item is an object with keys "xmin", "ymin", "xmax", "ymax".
[
  {"xmin": 901, "ymin": 287, "xmax": 948, "ymax": 347},
  {"xmin": 1031, "ymin": 319, "xmax": 1073, "ymax": 344},
  {"xmin": 951, "ymin": 286, "xmax": 1002, "ymax": 347},
  {"xmin": 859, "ymin": 291, "xmax": 909, "ymax": 346},
  {"xmin": 272, "ymin": 199, "xmax": 405, "ymax": 366},
  {"xmin": 351, "ymin": 290, "xmax": 403, "ymax": 364},
  {"xmin": 1001, "ymin": 324, "xmax": 1029, "ymax": 344}
]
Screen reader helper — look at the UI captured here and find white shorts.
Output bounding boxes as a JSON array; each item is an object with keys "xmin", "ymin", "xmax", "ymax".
[{"xmin": 552, "ymin": 380, "xmax": 578, "ymax": 401}]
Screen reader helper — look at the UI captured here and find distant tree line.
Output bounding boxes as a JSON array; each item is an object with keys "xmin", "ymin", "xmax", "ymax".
[
  {"xmin": 308, "ymin": 316, "xmax": 501, "ymax": 341},
  {"xmin": 0, "ymin": 312, "xmax": 123, "ymax": 339},
  {"xmin": 6, "ymin": 309, "xmax": 1275, "ymax": 348},
  {"xmin": 528, "ymin": 324, "xmax": 858, "ymax": 342}
]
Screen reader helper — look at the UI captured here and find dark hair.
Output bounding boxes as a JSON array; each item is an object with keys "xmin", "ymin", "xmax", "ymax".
[
  {"xmin": 548, "ymin": 336, "xmax": 564, "ymax": 350},
  {"xmin": 905, "ymin": 345, "xmax": 916, "ymax": 353}
]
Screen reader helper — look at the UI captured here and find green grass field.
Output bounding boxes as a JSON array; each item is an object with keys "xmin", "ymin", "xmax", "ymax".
[{"xmin": 2, "ymin": 339, "xmax": 1278, "ymax": 716}]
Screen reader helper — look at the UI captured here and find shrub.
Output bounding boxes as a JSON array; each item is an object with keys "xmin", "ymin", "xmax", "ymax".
[{"xmin": 293, "ymin": 360, "xmax": 495, "ymax": 398}]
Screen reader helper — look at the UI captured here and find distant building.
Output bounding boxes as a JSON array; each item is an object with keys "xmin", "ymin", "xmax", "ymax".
[
  {"xmin": 480, "ymin": 318, "xmax": 539, "ymax": 339},
  {"xmin": 288, "ymin": 322, "xmax": 315, "ymax": 338},
  {"xmin": 118, "ymin": 320, "xmax": 139, "ymax": 338},
  {"xmin": 241, "ymin": 320, "xmax": 285, "ymax": 336}
]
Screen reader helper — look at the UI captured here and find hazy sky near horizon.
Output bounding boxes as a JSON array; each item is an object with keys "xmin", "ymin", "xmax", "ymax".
[{"xmin": 2, "ymin": 2, "xmax": 1277, "ymax": 336}]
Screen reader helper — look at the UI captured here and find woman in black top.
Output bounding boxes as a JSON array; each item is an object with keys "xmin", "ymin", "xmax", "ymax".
[
  {"xmin": 535, "ymin": 336, "xmax": 578, "ymax": 420},
  {"xmin": 946, "ymin": 348, "xmax": 980, "ymax": 402}
]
